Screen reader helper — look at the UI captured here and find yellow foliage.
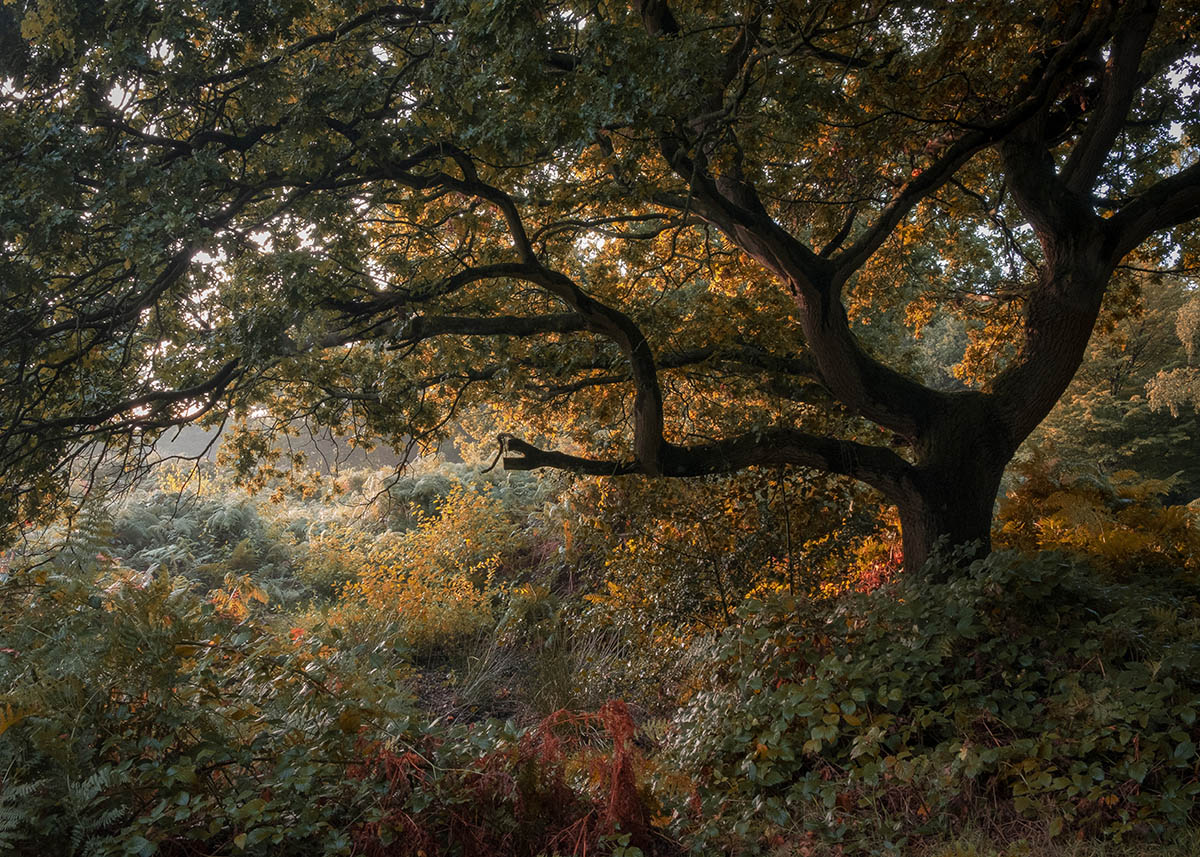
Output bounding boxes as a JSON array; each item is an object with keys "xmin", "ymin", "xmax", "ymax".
[
  {"xmin": 210, "ymin": 572, "xmax": 269, "ymax": 621},
  {"xmin": 336, "ymin": 486, "xmax": 512, "ymax": 649},
  {"xmin": 997, "ymin": 447, "xmax": 1200, "ymax": 578},
  {"xmin": 0, "ymin": 701, "xmax": 34, "ymax": 739}
]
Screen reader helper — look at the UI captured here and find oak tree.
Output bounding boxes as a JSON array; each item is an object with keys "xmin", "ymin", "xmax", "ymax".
[{"xmin": 2, "ymin": 0, "xmax": 1198, "ymax": 570}]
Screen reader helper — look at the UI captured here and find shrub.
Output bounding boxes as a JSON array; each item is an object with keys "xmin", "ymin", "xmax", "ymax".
[
  {"xmin": 996, "ymin": 447, "xmax": 1200, "ymax": 578},
  {"xmin": 0, "ymin": 559, "xmax": 415, "ymax": 856},
  {"xmin": 349, "ymin": 700, "xmax": 666, "ymax": 856},
  {"xmin": 336, "ymin": 485, "xmax": 514, "ymax": 654},
  {"xmin": 0, "ymin": 545, "xmax": 671, "ymax": 855},
  {"xmin": 565, "ymin": 470, "xmax": 883, "ymax": 715},
  {"xmin": 668, "ymin": 551, "xmax": 1200, "ymax": 854}
]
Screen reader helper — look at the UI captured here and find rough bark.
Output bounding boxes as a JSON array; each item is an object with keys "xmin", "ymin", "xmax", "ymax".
[{"xmin": 893, "ymin": 393, "xmax": 1015, "ymax": 575}]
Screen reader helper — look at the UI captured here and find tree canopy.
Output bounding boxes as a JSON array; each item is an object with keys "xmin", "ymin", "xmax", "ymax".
[{"xmin": 2, "ymin": 0, "xmax": 1198, "ymax": 568}]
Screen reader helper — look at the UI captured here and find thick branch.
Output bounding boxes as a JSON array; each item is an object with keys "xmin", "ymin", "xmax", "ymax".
[
  {"xmin": 1105, "ymin": 158, "xmax": 1200, "ymax": 263},
  {"xmin": 500, "ymin": 434, "xmax": 639, "ymax": 476},
  {"xmin": 16, "ymin": 359, "xmax": 243, "ymax": 435},
  {"xmin": 372, "ymin": 144, "xmax": 535, "ymax": 261},
  {"xmin": 1062, "ymin": 0, "xmax": 1158, "ymax": 193},
  {"xmin": 656, "ymin": 153, "xmax": 936, "ymax": 438},
  {"xmin": 501, "ymin": 429, "xmax": 912, "ymax": 500},
  {"xmin": 324, "ymin": 262, "xmax": 545, "ymax": 318},
  {"xmin": 636, "ymin": 0, "xmax": 679, "ymax": 37},
  {"xmin": 663, "ymin": 431, "xmax": 911, "ymax": 497},
  {"xmin": 513, "ymin": 264, "xmax": 667, "ymax": 471},
  {"xmin": 1000, "ymin": 128, "xmax": 1094, "ymax": 243},
  {"xmin": 845, "ymin": 8, "xmax": 1113, "ymax": 280},
  {"xmin": 831, "ymin": 130, "xmax": 995, "ymax": 281},
  {"xmin": 532, "ymin": 344, "xmax": 824, "ymax": 401},
  {"xmin": 371, "ymin": 148, "xmax": 672, "ymax": 471},
  {"xmin": 647, "ymin": 12, "xmax": 1113, "ymax": 443}
]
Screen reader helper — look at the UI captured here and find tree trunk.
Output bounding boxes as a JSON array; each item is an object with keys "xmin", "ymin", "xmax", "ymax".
[
  {"xmin": 893, "ymin": 392, "xmax": 1015, "ymax": 576},
  {"xmin": 895, "ymin": 470, "xmax": 1003, "ymax": 576}
]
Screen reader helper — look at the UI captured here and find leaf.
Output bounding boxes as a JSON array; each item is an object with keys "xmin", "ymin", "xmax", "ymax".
[
  {"xmin": 0, "ymin": 703, "xmax": 32, "ymax": 739},
  {"xmin": 1174, "ymin": 739, "xmax": 1195, "ymax": 762},
  {"xmin": 125, "ymin": 835, "xmax": 157, "ymax": 856}
]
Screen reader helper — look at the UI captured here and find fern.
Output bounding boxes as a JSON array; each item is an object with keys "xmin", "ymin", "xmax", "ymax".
[
  {"xmin": 0, "ymin": 778, "xmax": 45, "ymax": 850},
  {"xmin": 0, "ymin": 702, "xmax": 33, "ymax": 739},
  {"xmin": 63, "ymin": 769, "xmax": 127, "ymax": 857}
]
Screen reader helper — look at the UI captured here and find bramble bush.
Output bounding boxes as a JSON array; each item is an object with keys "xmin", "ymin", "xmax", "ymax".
[
  {"xmin": 347, "ymin": 700, "xmax": 666, "ymax": 857},
  {"xmin": 666, "ymin": 549, "xmax": 1200, "ymax": 854}
]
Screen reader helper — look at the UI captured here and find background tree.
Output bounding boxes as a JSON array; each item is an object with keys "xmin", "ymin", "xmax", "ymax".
[
  {"xmin": 1, "ymin": 0, "xmax": 1198, "ymax": 570},
  {"xmin": 1029, "ymin": 271, "xmax": 1200, "ymax": 499}
]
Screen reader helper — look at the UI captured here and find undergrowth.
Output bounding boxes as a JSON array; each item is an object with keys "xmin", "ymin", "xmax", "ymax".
[
  {"xmin": 3, "ymin": 460, "xmax": 1198, "ymax": 855},
  {"xmin": 667, "ymin": 550, "xmax": 1200, "ymax": 854},
  {"xmin": 0, "ymin": 559, "xmax": 669, "ymax": 856}
]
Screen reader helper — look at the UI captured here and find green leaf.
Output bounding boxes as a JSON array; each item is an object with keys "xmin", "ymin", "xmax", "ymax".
[
  {"xmin": 125, "ymin": 836, "xmax": 157, "ymax": 857},
  {"xmin": 1174, "ymin": 739, "xmax": 1195, "ymax": 762}
]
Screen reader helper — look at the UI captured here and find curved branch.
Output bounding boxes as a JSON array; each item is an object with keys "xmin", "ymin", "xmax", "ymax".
[
  {"xmin": 19, "ymin": 359, "xmax": 243, "ymax": 433},
  {"xmin": 500, "ymin": 434, "xmax": 640, "ymax": 476},
  {"xmin": 1061, "ymin": 0, "xmax": 1158, "ymax": 193},
  {"xmin": 531, "ymin": 344, "xmax": 825, "ymax": 401},
  {"xmin": 369, "ymin": 148, "xmax": 673, "ymax": 472},
  {"xmin": 656, "ymin": 144, "xmax": 937, "ymax": 438},
  {"xmin": 831, "ymin": 129, "xmax": 995, "ymax": 281},
  {"xmin": 1105, "ymin": 158, "xmax": 1200, "ymax": 263},
  {"xmin": 839, "ymin": 7, "xmax": 1115, "ymax": 281},
  {"xmin": 323, "ymin": 262, "xmax": 545, "ymax": 318},
  {"xmin": 500, "ymin": 428, "xmax": 913, "ymax": 500},
  {"xmin": 199, "ymin": 5, "xmax": 431, "ymax": 86}
]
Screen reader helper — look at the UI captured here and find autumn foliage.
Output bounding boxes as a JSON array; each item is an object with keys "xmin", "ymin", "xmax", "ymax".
[{"xmin": 350, "ymin": 700, "xmax": 658, "ymax": 857}]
